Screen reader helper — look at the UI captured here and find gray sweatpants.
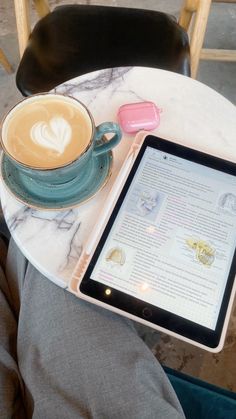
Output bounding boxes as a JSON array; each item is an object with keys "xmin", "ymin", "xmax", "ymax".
[{"xmin": 0, "ymin": 238, "xmax": 185, "ymax": 419}]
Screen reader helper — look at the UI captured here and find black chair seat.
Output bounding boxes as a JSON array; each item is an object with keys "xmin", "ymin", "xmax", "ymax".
[{"xmin": 16, "ymin": 5, "xmax": 190, "ymax": 96}]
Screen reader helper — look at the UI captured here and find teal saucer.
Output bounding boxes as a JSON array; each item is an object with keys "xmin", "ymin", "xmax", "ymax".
[{"xmin": 1, "ymin": 151, "xmax": 113, "ymax": 210}]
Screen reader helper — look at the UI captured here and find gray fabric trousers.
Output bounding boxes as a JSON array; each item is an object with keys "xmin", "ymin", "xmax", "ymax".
[{"xmin": 0, "ymin": 238, "xmax": 185, "ymax": 419}]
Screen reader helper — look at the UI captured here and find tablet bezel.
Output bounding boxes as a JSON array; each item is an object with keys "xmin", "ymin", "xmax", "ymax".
[{"xmin": 79, "ymin": 135, "xmax": 236, "ymax": 349}]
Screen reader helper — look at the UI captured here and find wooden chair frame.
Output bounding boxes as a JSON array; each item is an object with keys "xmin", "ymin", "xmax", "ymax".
[
  {"xmin": 179, "ymin": 0, "xmax": 236, "ymax": 78},
  {"xmin": 14, "ymin": 0, "xmax": 50, "ymax": 58},
  {"xmin": 0, "ymin": 48, "xmax": 13, "ymax": 74},
  {"xmin": 14, "ymin": 0, "xmax": 236, "ymax": 78}
]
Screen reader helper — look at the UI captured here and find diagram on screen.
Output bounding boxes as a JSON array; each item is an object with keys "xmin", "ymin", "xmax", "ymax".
[
  {"xmin": 186, "ymin": 238, "xmax": 215, "ymax": 267},
  {"xmin": 218, "ymin": 192, "xmax": 236, "ymax": 215},
  {"xmin": 126, "ymin": 186, "xmax": 165, "ymax": 221},
  {"xmin": 105, "ymin": 247, "xmax": 126, "ymax": 266}
]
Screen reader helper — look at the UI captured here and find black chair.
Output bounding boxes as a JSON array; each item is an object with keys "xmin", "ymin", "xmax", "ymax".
[{"xmin": 15, "ymin": 4, "xmax": 190, "ymax": 96}]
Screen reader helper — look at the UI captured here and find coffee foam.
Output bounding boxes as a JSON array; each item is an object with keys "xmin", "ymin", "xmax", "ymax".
[
  {"xmin": 2, "ymin": 95, "xmax": 93, "ymax": 168},
  {"xmin": 30, "ymin": 116, "xmax": 72, "ymax": 154}
]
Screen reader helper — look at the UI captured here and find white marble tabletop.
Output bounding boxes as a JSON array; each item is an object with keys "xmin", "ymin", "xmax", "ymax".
[{"xmin": 1, "ymin": 67, "xmax": 236, "ymax": 290}]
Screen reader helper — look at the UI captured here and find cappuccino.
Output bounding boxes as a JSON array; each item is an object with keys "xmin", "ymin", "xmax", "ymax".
[{"xmin": 2, "ymin": 94, "xmax": 92, "ymax": 168}]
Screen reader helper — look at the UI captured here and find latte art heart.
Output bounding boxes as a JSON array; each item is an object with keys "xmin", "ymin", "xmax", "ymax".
[
  {"xmin": 30, "ymin": 116, "xmax": 72, "ymax": 154},
  {"xmin": 5, "ymin": 95, "xmax": 92, "ymax": 168}
]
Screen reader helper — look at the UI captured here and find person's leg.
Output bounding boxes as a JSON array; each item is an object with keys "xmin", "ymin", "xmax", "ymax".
[{"xmin": 3, "ymin": 238, "xmax": 185, "ymax": 419}]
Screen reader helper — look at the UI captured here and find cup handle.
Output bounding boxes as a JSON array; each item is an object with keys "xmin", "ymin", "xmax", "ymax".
[{"xmin": 93, "ymin": 122, "xmax": 122, "ymax": 156}]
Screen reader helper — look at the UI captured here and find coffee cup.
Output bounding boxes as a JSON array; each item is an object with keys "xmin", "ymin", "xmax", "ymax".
[{"xmin": 0, "ymin": 93, "xmax": 122, "ymax": 186}]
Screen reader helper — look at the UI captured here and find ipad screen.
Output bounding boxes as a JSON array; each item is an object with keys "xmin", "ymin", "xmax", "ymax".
[{"xmin": 90, "ymin": 142, "xmax": 236, "ymax": 330}]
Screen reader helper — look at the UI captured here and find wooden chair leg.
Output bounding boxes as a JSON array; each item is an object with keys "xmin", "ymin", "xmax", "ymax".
[
  {"xmin": 201, "ymin": 48, "xmax": 236, "ymax": 61},
  {"xmin": 14, "ymin": 0, "xmax": 51, "ymax": 58},
  {"xmin": 179, "ymin": 0, "xmax": 212, "ymax": 78},
  {"xmin": 34, "ymin": 0, "xmax": 50, "ymax": 18},
  {"xmin": 179, "ymin": 0, "xmax": 199, "ymax": 32},
  {"xmin": 190, "ymin": 0, "xmax": 212, "ymax": 78},
  {"xmin": 201, "ymin": 0, "xmax": 236, "ymax": 62},
  {"xmin": 0, "ymin": 48, "xmax": 13, "ymax": 74},
  {"xmin": 14, "ymin": 0, "xmax": 31, "ymax": 58}
]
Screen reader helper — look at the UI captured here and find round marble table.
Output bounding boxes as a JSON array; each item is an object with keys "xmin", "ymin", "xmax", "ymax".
[{"xmin": 1, "ymin": 67, "xmax": 236, "ymax": 291}]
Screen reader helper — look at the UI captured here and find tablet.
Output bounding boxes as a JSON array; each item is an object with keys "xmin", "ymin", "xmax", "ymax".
[{"xmin": 70, "ymin": 133, "xmax": 236, "ymax": 352}]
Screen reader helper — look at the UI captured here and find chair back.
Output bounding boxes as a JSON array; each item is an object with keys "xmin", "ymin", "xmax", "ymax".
[{"xmin": 15, "ymin": 4, "xmax": 190, "ymax": 95}]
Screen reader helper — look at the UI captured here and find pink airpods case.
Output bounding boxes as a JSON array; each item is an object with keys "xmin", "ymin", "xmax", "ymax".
[{"xmin": 117, "ymin": 101, "xmax": 161, "ymax": 134}]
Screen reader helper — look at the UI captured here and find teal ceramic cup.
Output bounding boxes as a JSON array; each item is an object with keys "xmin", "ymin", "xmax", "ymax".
[{"xmin": 0, "ymin": 93, "xmax": 122, "ymax": 186}]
